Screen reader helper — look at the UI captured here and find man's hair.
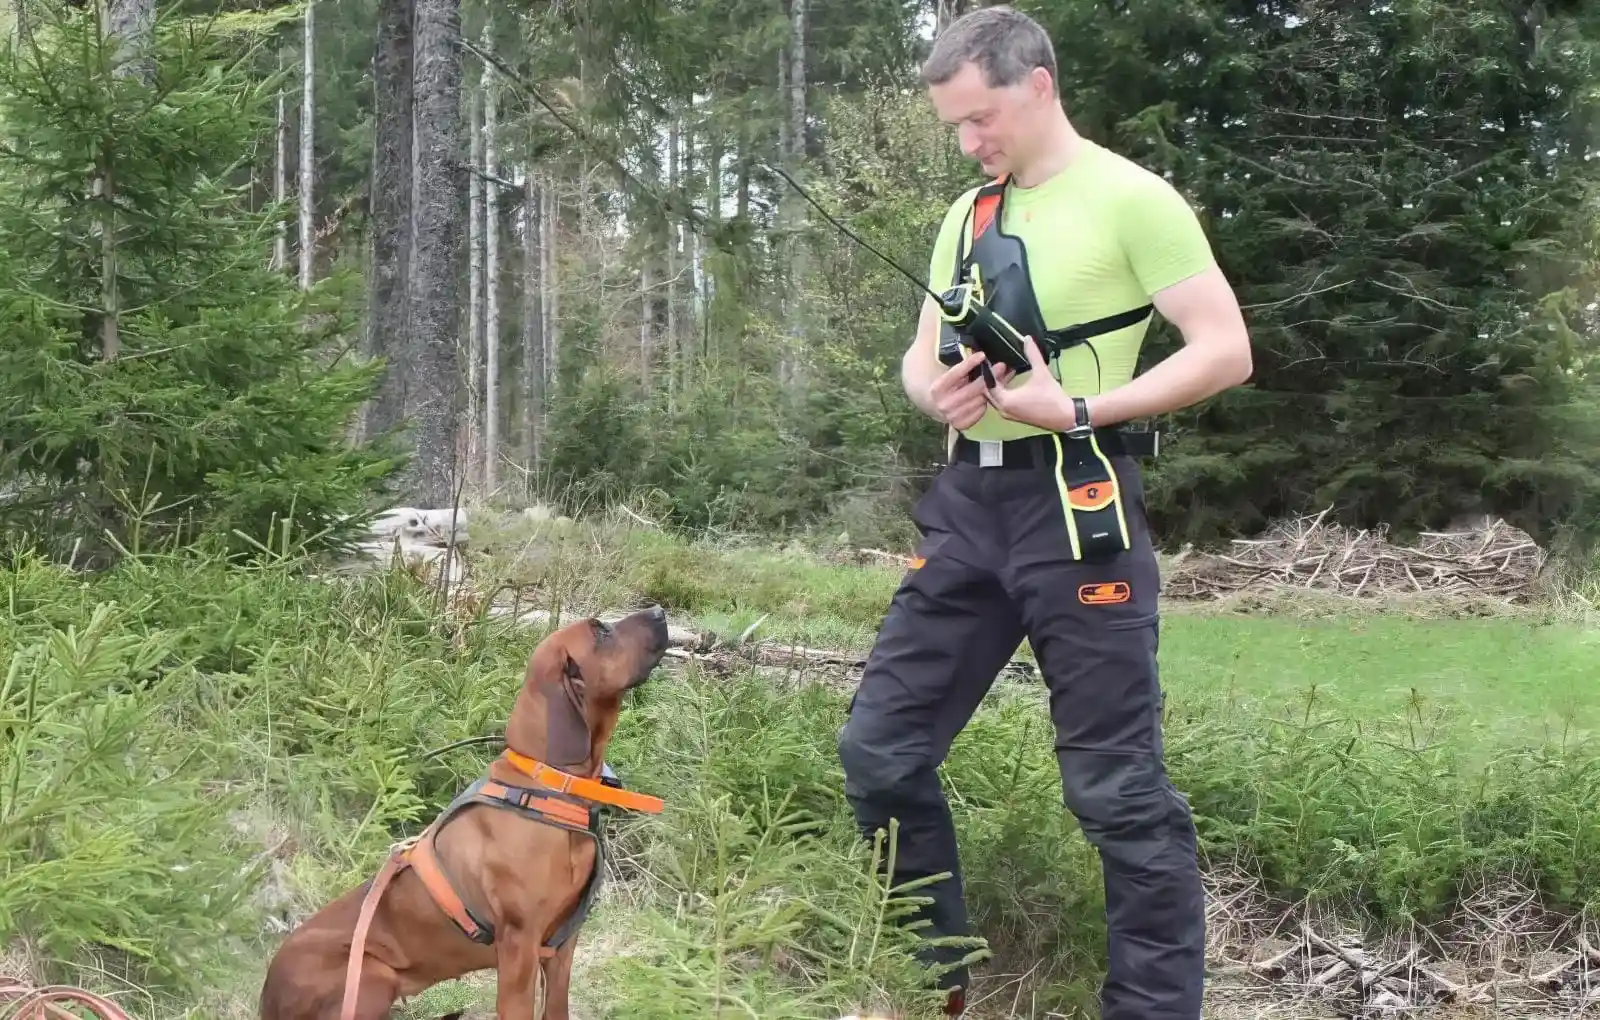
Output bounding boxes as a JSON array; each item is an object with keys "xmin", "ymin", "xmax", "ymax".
[{"xmin": 920, "ymin": 5, "xmax": 1058, "ymax": 94}]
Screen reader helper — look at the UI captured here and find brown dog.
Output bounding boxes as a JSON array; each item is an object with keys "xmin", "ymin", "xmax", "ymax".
[{"xmin": 259, "ymin": 606, "xmax": 671, "ymax": 1020}]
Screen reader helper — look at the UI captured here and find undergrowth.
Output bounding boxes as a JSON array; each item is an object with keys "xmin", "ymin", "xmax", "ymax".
[{"xmin": 2, "ymin": 534, "xmax": 1598, "ymax": 1018}]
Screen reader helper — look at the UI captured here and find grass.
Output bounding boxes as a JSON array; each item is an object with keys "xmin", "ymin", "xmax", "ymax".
[{"xmin": 3, "ymin": 511, "xmax": 1598, "ymax": 1019}]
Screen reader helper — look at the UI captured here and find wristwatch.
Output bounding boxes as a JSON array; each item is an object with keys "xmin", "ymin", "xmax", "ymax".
[{"xmin": 1065, "ymin": 396, "xmax": 1092, "ymax": 439}]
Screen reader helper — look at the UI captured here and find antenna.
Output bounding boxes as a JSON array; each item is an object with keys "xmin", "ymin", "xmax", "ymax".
[{"xmin": 762, "ymin": 162, "xmax": 952, "ymax": 308}]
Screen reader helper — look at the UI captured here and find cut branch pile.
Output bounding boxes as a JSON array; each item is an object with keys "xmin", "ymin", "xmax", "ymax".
[
  {"xmin": 1205, "ymin": 870, "xmax": 1600, "ymax": 1016},
  {"xmin": 1162, "ymin": 508, "xmax": 1548, "ymax": 603}
]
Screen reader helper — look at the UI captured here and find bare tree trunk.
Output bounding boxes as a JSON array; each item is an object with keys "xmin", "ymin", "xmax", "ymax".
[
  {"xmin": 363, "ymin": 0, "xmax": 413, "ymax": 440},
  {"xmin": 273, "ymin": 51, "xmax": 289, "ymax": 272},
  {"xmin": 467, "ymin": 84, "xmax": 482, "ymax": 487},
  {"xmin": 936, "ymin": 0, "xmax": 970, "ymax": 34},
  {"xmin": 772, "ymin": 0, "xmax": 808, "ymax": 389},
  {"xmin": 543, "ymin": 180, "xmax": 559, "ymax": 395},
  {"xmin": 783, "ymin": 0, "xmax": 808, "ymax": 390},
  {"xmin": 11, "ymin": 0, "xmax": 31, "ymax": 47},
  {"xmin": 702, "ymin": 112, "xmax": 719, "ymax": 360},
  {"xmin": 482, "ymin": 21, "xmax": 500, "ymax": 495},
  {"xmin": 666, "ymin": 110, "xmax": 680, "ymax": 411},
  {"xmin": 638, "ymin": 258, "xmax": 651, "ymax": 386},
  {"xmin": 94, "ymin": 0, "xmax": 154, "ymax": 362},
  {"xmin": 777, "ymin": 41, "xmax": 789, "ymax": 172},
  {"xmin": 406, "ymin": 0, "xmax": 465, "ymax": 507},
  {"xmin": 520, "ymin": 167, "xmax": 544, "ymax": 478},
  {"xmin": 736, "ymin": 129, "xmax": 749, "ymax": 222},
  {"xmin": 298, "ymin": 0, "xmax": 315, "ymax": 290}
]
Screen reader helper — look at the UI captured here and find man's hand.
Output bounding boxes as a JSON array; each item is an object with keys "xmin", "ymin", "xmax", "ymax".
[
  {"xmin": 983, "ymin": 336, "xmax": 1077, "ymax": 431},
  {"xmin": 927, "ymin": 350, "xmax": 994, "ymax": 429}
]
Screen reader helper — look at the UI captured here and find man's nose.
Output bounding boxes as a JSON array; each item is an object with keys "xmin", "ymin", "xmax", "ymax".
[{"xmin": 958, "ymin": 124, "xmax": 981, "ymax": 156}]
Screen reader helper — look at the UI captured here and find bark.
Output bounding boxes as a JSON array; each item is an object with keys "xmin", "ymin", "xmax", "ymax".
[
  {"xmin": 405, "ymin": 0, "xmax": 465, "ymax": 507},
  {"xmin": 105, "ymin": 0, "xmax": 153, "ymax": 83},
  {"xmin": 363, "ymin": 0, "xmax": 413, "ymax": 440},
  {"xmin": 298, "ymin": 0, "xmax": 314, "ymax": 290}
]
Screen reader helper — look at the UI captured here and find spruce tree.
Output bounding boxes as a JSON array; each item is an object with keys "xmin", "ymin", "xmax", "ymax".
[
  {"xmin": 1034, "ymin": 0, "xmax": 1600, "ymax": 549},
  {"xmin": 0, "ymin": 7, "xmax": 402, "ymax": 565}
]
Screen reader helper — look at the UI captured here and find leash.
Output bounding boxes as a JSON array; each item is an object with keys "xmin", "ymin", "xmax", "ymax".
[
  {"xmin": 336, "ymin": 750, "xmax": 664, "ymax": 1020},
  {"xmin": 0, "ymin": 974, "xmax": 136, "ymax": 1020}
]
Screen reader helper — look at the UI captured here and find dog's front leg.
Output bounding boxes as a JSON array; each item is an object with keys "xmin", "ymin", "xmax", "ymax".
[
  {"xmin": 538, "ymin": 937, "xmax": 577, "ymax": 1020},
  {"xmin": 493, "ymin": 926, "xmax": 544, "ymax": 1020}
]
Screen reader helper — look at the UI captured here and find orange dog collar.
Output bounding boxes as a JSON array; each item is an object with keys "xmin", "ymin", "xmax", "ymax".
[{"xmin": 500, "ymin": 749, "xmax": 665, "ymax": 815}]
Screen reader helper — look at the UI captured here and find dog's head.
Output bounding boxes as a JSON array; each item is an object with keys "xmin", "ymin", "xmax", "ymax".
[{"xmin": 507, "ymin": 605, "xmax": 669, "ymax": 775}]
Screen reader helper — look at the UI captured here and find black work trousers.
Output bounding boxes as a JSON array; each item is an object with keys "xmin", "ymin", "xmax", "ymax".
[{"xmin": 836, "ymin": 439, "xmax": 1205, "ymax": 1020}]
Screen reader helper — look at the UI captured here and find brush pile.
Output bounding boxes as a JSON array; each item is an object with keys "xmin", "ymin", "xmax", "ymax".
[
  {"xmin": 1206, "ymin": 871, "xmax": 1600, "ymax": 1016},
  {"xmin": 1162, "ymin": 508, "xmax": 1548, "ymax": 603}
]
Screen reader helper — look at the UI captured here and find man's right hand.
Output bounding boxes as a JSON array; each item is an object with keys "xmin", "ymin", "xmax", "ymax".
[{"xmin": 927, "ymin": 350, "xmax": 993, "ymax": 429}]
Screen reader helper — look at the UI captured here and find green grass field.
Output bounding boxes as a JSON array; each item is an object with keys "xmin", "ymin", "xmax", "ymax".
[{"xmin": 3, "ymin": 514, "xmax": 1597, "ymax": 1019}]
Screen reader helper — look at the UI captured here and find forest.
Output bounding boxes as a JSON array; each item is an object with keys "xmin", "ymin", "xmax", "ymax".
[{"xmin": 2, "ymin": 0, "xmax": 1599, "ymax": 1018}]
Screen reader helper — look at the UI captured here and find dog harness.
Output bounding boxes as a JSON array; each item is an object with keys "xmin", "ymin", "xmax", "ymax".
[{"xmin": 338, "ymin": 750, "xmax": 664, "ymax": 1020}]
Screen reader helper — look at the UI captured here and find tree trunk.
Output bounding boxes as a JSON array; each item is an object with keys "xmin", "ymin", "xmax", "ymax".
[
  {"xmin": 363, "ymin": 0, "xmax": 413, "ymax": 440},
  {"xmin": 273, "ymin": 51, "xmax": 288, "ymax": 272},
  {"xmin": 298, "ymin": 0, "xmax": 314, "ymax": 290},
  {"xmin": 543, "ymin": 180, "xmax": 559, "ymax": 394},
  {"xmin": 666, "ymin": 110, "xmax": 680, "ymax": 411},
  {"xmin": 95, "ymin": 0, "xmax": 154, "ymax": 361},
  {"xmin": 639, "ymin": 258, "xmax": 652, "ymax": 386},
  {"xmin": 521, "ymin": 168, "xmax": 544, "ymax": 477},
  {"xmin": 936, "ymin": 0, "xmax": 970, "ymax": 34},
  {"xmin": 406, "ymin": 0, "xmax": 465, "ymax": 508},
  {"xmin": 467, "ymin": 83, "xmax": 482, "ymax": 487},
  {"xmin": 780, "ymin": 0, "xmax": 808, "ymax": 389},
  {"xmin": 482, "ymin": 21, "xmax": 500, "ymax": 495}
]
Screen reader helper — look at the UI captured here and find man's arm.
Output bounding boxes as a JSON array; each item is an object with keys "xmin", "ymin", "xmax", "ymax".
[
  {"xmin": 1083, "ymin": 263, "xmax": 1252, "ymax": 428},
  {"xmin": 983, "ymin": 172, "xmax": 1252, "ymax": 433},
  {"xmin": 901, "ymin": 294, "xmax": 945, "ymax": 419}
]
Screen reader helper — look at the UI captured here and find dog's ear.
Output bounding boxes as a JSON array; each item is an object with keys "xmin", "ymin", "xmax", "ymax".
[{"xmin": 539, "ymin": 652, "xmax": 592, "ymax": 768}]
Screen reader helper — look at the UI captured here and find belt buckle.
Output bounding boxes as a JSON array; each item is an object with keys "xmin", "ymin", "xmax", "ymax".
[{"xmin": 978, "ymin": 439, "xmax": 1003, "ymax": 467}]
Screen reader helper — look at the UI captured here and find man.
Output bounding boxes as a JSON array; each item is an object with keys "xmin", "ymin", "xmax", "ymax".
[{"xmin": 835, "ymin": 6, "xmax": 1252, "ymax": 1020}]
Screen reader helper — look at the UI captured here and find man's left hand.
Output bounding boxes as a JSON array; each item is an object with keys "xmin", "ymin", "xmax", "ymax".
[{"xmin": 983, "ymin": 335, "xmax": 1077, "ymax": 431}]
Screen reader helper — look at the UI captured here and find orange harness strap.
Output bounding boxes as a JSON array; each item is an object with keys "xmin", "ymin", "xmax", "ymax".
[
  {"xmin": 337, "ymin": 755, "xmax": 662, "ymax": 1020},
  {"xmin": 340, "ymin": 838, "xmax": 416, "ymax": 1020}
]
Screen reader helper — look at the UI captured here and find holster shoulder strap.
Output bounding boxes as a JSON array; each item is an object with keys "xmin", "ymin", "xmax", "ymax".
[{"xmin": 953, "ymin": 173, "xmax": 1155, "ymax": 361}]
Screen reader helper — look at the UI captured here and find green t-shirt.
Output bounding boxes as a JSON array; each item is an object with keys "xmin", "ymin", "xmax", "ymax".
[{"xmin": 926, "ymin": 139, "xmax": 1217, "ymax": 441}]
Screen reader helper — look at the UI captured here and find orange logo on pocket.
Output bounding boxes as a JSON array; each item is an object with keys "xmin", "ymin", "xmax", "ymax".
[
  {"xmin": 1078, "ymin": 581, "xmax": 1130, "ymax": 605},
  {"xmin": 1068, "ymin": 479, "xmax": 1117, "ymax": 512}
]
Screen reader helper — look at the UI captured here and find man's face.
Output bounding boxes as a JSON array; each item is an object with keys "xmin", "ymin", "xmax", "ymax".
[{"xmin": 928, "ymin": 60, "xmax": 1052, "ymax": 177}]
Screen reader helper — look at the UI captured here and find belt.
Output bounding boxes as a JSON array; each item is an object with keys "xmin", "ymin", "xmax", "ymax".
[{"xmin": 951, "ymin": 428, "xmax": 1159, "ymax": 468}]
